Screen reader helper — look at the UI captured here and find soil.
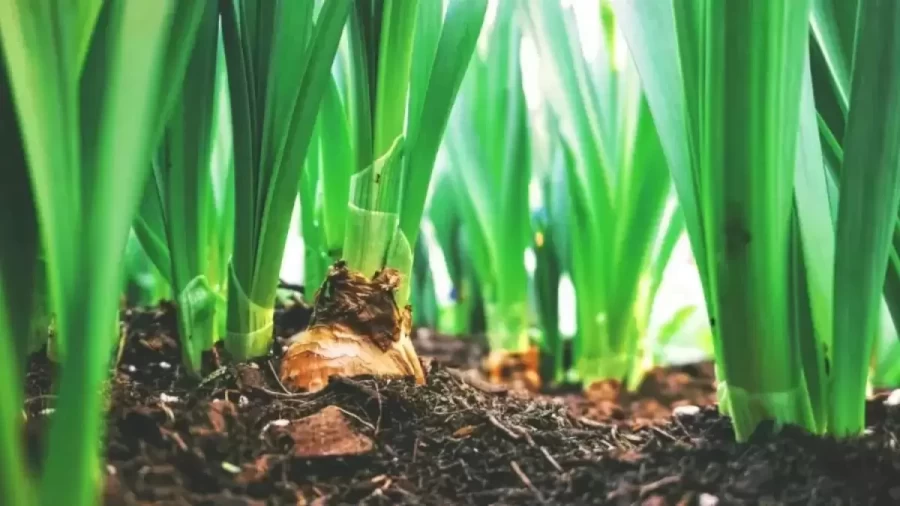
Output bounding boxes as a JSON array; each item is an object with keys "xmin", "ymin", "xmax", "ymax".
[{"xmin": 21, "ymin": 301, "xmax": 900, "ymax": 505}]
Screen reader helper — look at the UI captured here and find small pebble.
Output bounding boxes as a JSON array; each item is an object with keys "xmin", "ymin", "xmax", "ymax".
[
  {"xmin": 259, "ymin": 419, "xmax": 291, "ymax": 439},
  {"xmin": 159, "ymin": 361, "xmax": 172, "ymax": 370},
  {"xmin": 107, "ymin": 465, "xmax": 116, "ymax": 476},
  {"xmin": 126, "ymin": 365, "xmax": 137, "ymax": 373},
  {"xmin": 699, "ymin": 493, "xmax": 719, "ymax": 506},
  {"xmin": 673, "ymin": 405, "xmax": 701, "ymax": 417},
  {"xmin": 221, "ymin": 462, "xmax": 240, "ymax": 474},
  {"xmin": 884, "ymin": 389, "xmax": 900, "ymax": 406},
  {"xmin": 239, "ymin": 395, "xmax": 249, "ymax": 407},
  {"xmin": 160, "ymin": 393, "xmax": 180, "ymax": 403}
]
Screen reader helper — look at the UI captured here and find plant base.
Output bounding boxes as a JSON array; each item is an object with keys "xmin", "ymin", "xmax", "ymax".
[{"xmin": 280, "ymin": 261, "xmax": 425, "ymax": 392}]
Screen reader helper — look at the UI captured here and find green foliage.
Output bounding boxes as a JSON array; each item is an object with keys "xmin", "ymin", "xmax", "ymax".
[
  {"xmin": 828, "ymin": 0, "xmax": 900, "ymax": 435},
  {"xmin": 445, "ymin": 0, "xmax": 532, "ymax": 353},
  {"xmin": 298, "ymin": 76, "xmax": 353, "ymax": 295},
  {"xmin": 526, "ymin": 0, "xmax": 684, "ymax": 388},
  {"xmin": 319, "ymin": 0, "xmax": 488, "ymax": 309},
  {"xmin": 614, "ymin": 0, "xmax": 900, "ymax": 439},
  {"xmin": 0, "ymin": 1, "xmax": 208, "ymax": 503},
  {"xmin": 422, "ymin": 169, "xmax": 482, "ymax": 336},
  {"xmin": 220, "ymin": 0, "xmax": 352, "ymax": 360},
  {"xmin": 0, "ymin": 32, "xmax": 38, "ymax": 506},
  {"xmin": 134, "ymin": 6, "xmax": 232, "ymax": 374}
]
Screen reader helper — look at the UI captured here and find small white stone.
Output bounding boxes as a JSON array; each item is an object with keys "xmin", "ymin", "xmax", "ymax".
[
  {"xmin": 884, "ymin": 389, "xmax": 900, "ymax": 406},
  {"xmin": 159, "ymin": 361, "xmax": 172, "ymax": 370},
  {"xmin": 673, "ymin": 405, "xmax": 701, "ymax": 417},
  {"xmin": 699, "ymin": 493, "xmax": 719, "ymax": 506},
  {"xmin": 239, "ymin": 395, "xmax": 249, "ymax": 407},
  {"xmin": 221, "ymin": 462, "xmax": 240, "ymax": 474},
  {"xmin": 260, "ymin": 419, "xmax": 291, "ymax": 439},
  {"xmin": 160, "ymin": 393, "xmax": 180, "ymax": 403},
  {"xmin": 107, "ymin": 465, "xmax": 116, "ymax": 475},
  {"xmin": 126, "ymin": 365, "xmax": 137, "ymax": 373}
]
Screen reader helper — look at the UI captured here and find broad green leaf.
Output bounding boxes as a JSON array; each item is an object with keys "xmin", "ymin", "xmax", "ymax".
[
  {"xmin": 374, "ymin": 0, "xmax": 419, "ymax": 159},
  {"xmin": 153, "ymin": 3, "xmax": 223, "ymax": 374},
  {"xmin": 614, "ymin": 0, "xmax": 817, "ymax": 439},
  {"xmin": 221, "ymin": 0, "xmax": 351, "ymax": 359},
  {"xmin": 810, "ymin": 0, "xmax": 859, "ymax": 117},
  {"xmin": 0, "ymin": 1, "xmax": 208, "ymax": 503},
  {"xmin": 609, "ymin": 0, "xmax": 710, "ymax": 297},
  {"xmin": 0, "ymin": 34, "xmax": 37, "ymax": 506},
  {"xmin": 829, "ymin": 0, "xmax": 900, "ymax": 436},
  {"xmin": 399, "ymin": 0, "xmax": 488, "ymax": 244}
]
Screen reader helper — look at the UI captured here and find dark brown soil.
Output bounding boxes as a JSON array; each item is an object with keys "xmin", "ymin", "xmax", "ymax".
[{"xmin": 21, "ymin": 303, "xmax": 900, "ymax": 505}]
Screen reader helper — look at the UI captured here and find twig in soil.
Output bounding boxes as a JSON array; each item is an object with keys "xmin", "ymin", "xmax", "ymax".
[
  {"xmin": 650, "ymin": 425, "xmax": 677, "ymax": 442},
  {"xmin": 392, "ymin": 485, "xmax": 416, "ymax": 499},
  {"xmin": 337, "ymin": 407, "xmax": 376, "ymax": 432},
  {"xmin": 488, "ymin": 414, "xmax": 522, "ymax": 441},
  {"xmin": 607, "ymin": 474, "xmax": 682, "ymax": 501},
  {"xmin": 458, "ymin": 458, "xmax": 475, "ymax": 483},
  {"xmin": 267, "ymin": 360, "xmax": 292, "ymax": 394},
  {"xmin": 540, "ymin": 446, "xmax": 563, "ymax": 473},
  {"xmin": 639, "ymin": 475, "xmax": 681, "ymax": 496},
  {"xmin": 361, "ymin": 476, "xmax": 392, "ymax": 502},
  {"xmin": 157, "ymin": 402, "xmax": 175, "ymax": 423},
  {"xmin": 374, "ymin": 382, "xmax": 383, "ymax": 436},
  {"xmin": 330, "ymin": 376, "xmax": 381, "ymax": 399},
  {"xmin": 447, "ymin": 367, "xmax": 508, "ymax": 394},
  {"xmin": 509, "ymin": 422, "xmax": 536, "ymax": 447},
  {"xmin": 510, "ymin": 461, "xmax": 546, "ymax": 503},
  {"xmin": 25, "ymin": 394, "xmax": 57, "ymax": 404},
  {"xmin": 198, "ymin": 366, "xmax": 229, "ymax": 389},
  {"xmin": 162, "ymin": 429, "xmax": 188, "ymax": 451},
  {"xmin": 576, "ymin": 416, "xmax": 607, "ymax": 429},
  {"xmin": 251, "ymin": 385, "xmax": 317, "ymax": 399}
]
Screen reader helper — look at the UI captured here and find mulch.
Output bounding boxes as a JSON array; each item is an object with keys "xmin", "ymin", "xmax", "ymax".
[{"xmin": 20, "ymin": 301, "xmax": 900, "ymax": 505}]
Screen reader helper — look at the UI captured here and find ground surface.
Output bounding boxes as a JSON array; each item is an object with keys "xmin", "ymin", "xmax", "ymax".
[{"xmin": 22, "ymin": 301, "xmax": 900, "ymax": 505}]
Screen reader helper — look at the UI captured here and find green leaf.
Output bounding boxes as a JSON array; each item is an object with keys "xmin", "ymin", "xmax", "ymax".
[
  {"xmin": 373, "ymin": 0, "xmax": 419, "ymax": 159},
  {"xmin": 0, "ymin": 1, "xmax": 208, "ymax": 503},
  {"xmin": 399, "ymin": 0, "xmax": 488, "ymax": 244},
  {"xmin": 609, "ymin": 0, "xmax": 711, "ymax": 297},
  {"xmin": 829, "ymin": 0, "xmax": 900, "ymax": 436},
  {"xmin": 810, "ymin": 0, "xmax": 859, "ymax": 118},
  {"xmin": 614, "ymin": 0, "xmax": 818, "ymax": 439},
  {"xmin": 0, "ymin": 34, "xmax": 37, "ymax": 506},
  {"xmin": 151, "ymin": 3, "xmax": 223, "ymax": 374},
  {"xmin": 527, "ymin": 0, "xmax": 683, "ymax": 386},
  {"xmin": 222, "ymin": 0, "xmax": 352, "ymax": 359},
  {"xmin": 319, "ymin": 78, "xmax": 353, "ymax": 251}
]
